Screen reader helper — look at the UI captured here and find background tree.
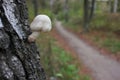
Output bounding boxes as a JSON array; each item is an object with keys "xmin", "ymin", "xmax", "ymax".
[
  {"xmin": 32, "ymin": 0, "xmax": 38, "ymax": 16},
  {"xmin": 63, "ymin": 0, "xmax": 69, "ymax": 22},
  {"xmin": 113, "ymin": 0, "xmax": 118, "ymax": 13},
  {"xmin": 84, "ymin": 0, "xmax": 89, "ymax": 32},
  {"xmin": 108, "ymin": 0, "xmax": 113, "ymax": 13},
  {"xmin": 0, "ymin": 0, "xmax": 46, "ymax": 80},
  {"xmin": 118, "ymin": 0, "xmax": 120, "ymax": 12},
  {"xmin": 39, "ymin": 0, "xmax": 47, "ymax": 9},
  {"xmin": 83, "ymin": 0, "xmax": 95, "ymax": 32},
  {"xmin": 89, "ymin": 0, "xmax": 95, "ymax": 20},
  {"xmin": 49, "ymin": 0, "xmax": 55, "ymax": 11}
]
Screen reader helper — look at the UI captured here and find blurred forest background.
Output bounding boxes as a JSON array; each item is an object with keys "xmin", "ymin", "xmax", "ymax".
[{"xmin": 27, "ymin": 0, "xmax": 120, "ymax": 80}]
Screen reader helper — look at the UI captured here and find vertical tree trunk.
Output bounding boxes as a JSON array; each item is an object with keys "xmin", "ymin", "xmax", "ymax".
[
  {"xmin": 32, "ymin": 0, "xmax": 38, "ymax": 16},
  {"xmin": 108, "ymin": 0, "xmax": 113, "ymax": 13},
  {"xmin": 49, "ymin": 0, "xmax": 54, "ymax": 10},
  {"xmin": 0, "ymin": 0, "xmax": 46, "ymax": 80},
  {"xmin": 118, "ymin": 0, "xmax": 120, "ymax": 12},
  {"xmin": 89, "ymin": 0, "xmax": 95, "ymax": 20},
  {"xmin": 64, "ymin": 0, "xmax": 69, "ymax": 22},
  {"xmin": 83, "ymin": 0, "xmax": 89, "ymax": 32},
  {"xmin": 83, "ymin": 0, "xmax": 95, "ymax": 32},
  {"xmin": 113, "ymin": 0, "xmax": 118, "ymax": 13}
]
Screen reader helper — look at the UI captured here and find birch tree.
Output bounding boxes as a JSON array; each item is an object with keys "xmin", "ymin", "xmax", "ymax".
[
  {"xmin": 0, "ymin": 0, "xmax": 46, "ymax": 80},
  {"xmin": 113, "ymin": 0, "xmax": 118, "ymax": 13}
]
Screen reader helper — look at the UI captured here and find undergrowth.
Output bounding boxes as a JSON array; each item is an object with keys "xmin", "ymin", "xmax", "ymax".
[
  {"xmin": 63, "ymin": 13, "xmax": 120, "ymax": 55},
  {"xmin": 36, "ymin": 34, "xmax": 91, "ymax": 80}
]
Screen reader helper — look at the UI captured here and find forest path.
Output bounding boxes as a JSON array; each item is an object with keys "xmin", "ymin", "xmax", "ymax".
[{"xmin": 54, "ymin": 21, "xmax": 120, "ymax": 80}]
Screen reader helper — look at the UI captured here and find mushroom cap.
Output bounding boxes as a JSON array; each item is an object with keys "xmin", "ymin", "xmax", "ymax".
[{"xmin": 30, "ymin": 15, "xmax": 52, "ymax": 32}]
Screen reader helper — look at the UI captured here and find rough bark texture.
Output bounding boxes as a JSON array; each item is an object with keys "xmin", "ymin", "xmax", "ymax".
[{"xmin": 0, "ymin": 0, "xmax": 46, "ymax": 80}]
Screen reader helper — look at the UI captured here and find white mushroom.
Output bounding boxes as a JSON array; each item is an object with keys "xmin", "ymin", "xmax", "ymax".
[{"xmin": 28, "ymin": 15, "xmax": 52, "ymax": 42}]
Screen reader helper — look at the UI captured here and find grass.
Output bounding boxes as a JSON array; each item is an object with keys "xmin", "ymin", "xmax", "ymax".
[
  {"xmin": 36, "ymin": 34, "xmax": 91, "ymax": 80},
  {"xmin": 90, "ymin": 14, "xmax": 120, "ymax": 54},
  {"xmin": 102, "ymin": 38, "xmax": 120, "ymax": 53}
]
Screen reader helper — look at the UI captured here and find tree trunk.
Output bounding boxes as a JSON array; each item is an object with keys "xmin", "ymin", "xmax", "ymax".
[
  {"xmin": 108, "ymin": 0, "xmax": 113, "ymax": 13},
  {"xmin": 83, "ymin": 0, "xmax": 95, "ymax": 32},
  {"xmin": 89, "ymin": 0, "xmax": 95, "ymax": 20},
  {"xmin": 118, "ymin": 0, "xmax": 120, "ymax": 12},
  {"xmin": 32, "ymin": 0, "xmax": 38, "ymax": 16},
  {"xmin": 83, "ymin": 0, "xmax": 89, "ymax": 32},
  {"xmin": 0, "ymin": 0, "xmax": 46, "ymax": 80},
  {"xmin": 64, "ymin": 0, "xmax": 69, "ymax": 22},
  {"xmin": 49, "ymin": 0, "xmax": 55, "ymax": 10},
  {"xmin": 113, "ymin": 0, "xmax": 118, "ymax": 13}
]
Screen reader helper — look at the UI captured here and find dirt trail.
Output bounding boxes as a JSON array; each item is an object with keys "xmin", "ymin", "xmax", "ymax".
[{"xmin": 54, "ymin": 21, "xmax": 120, "ymax": 80}]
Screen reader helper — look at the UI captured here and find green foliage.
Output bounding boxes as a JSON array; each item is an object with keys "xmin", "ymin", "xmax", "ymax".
[
  {"xmin": 52, "ymin": 46, "xmax": 79, "ymax": 79},
  {"xmin": 50, "ymin": 40, "xmax": 91, "ymax": 80},
  {"xmin": 56, "ymin": 11, "xmax": 66, "ymax": 21},
  {"xmin": 87, "ymin": 32, "xmax": 120, "ymax": 54},
  {"xmin": 90, "ymin": 14, "xmax": 107, "ymax": 30},
  {"xmin": 36, "ymin": 33, "xmax": 91, "ymax": 80},
  {"xmin": 102, "ymin": 38, "xmax": 120, "ymax": 53},
  {"xmin": 39, "ymin": 9, "xmax": 54, "ymax": 20},
  {"xmin": 27, "ymin": 0, "xmax": 120, "ymax": 79},
  {"xmin": 26, "ymin": 0, "xmax": 34, "ymax": 20},
  {"xmin": 90, "ymin": 14, "xmax": 120, "ymax": 32},
  {"xmin": 69, "ymin": 10, "xmax": 83, "ymax": 24}
]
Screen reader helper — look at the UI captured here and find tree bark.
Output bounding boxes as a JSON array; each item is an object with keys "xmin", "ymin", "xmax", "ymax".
[
  {"xmin": 113, "ymin": 0, "xmax": 118, "ymax": 13},
  {"xmin": 83, "ymin": 0, "xmax": 89, "ymax": 32},
  {"xmin": 89, "ymin": 0, "xmax": 95, "ymax": 20},
  {"xmin": 0, "ymin": 0, "xmax": 46, "ymax": 80},
  {"xmin": 83, "ymin": 0, "xmax": 95, "ymax": 32}
]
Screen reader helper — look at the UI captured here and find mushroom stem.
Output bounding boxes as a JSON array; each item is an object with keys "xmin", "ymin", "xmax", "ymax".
[{"xmin": 28, "ymin": 32, "xmax": 40, "ymax": 42}]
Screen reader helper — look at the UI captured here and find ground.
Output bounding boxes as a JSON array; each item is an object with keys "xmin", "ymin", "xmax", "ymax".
[
  {"xmin": 51, "ymin": 21, "xmax": 120, "ymax": 80},
  {"xmin": 51, "ymin": 29, "xmax": 93, "ymax": 79}
]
